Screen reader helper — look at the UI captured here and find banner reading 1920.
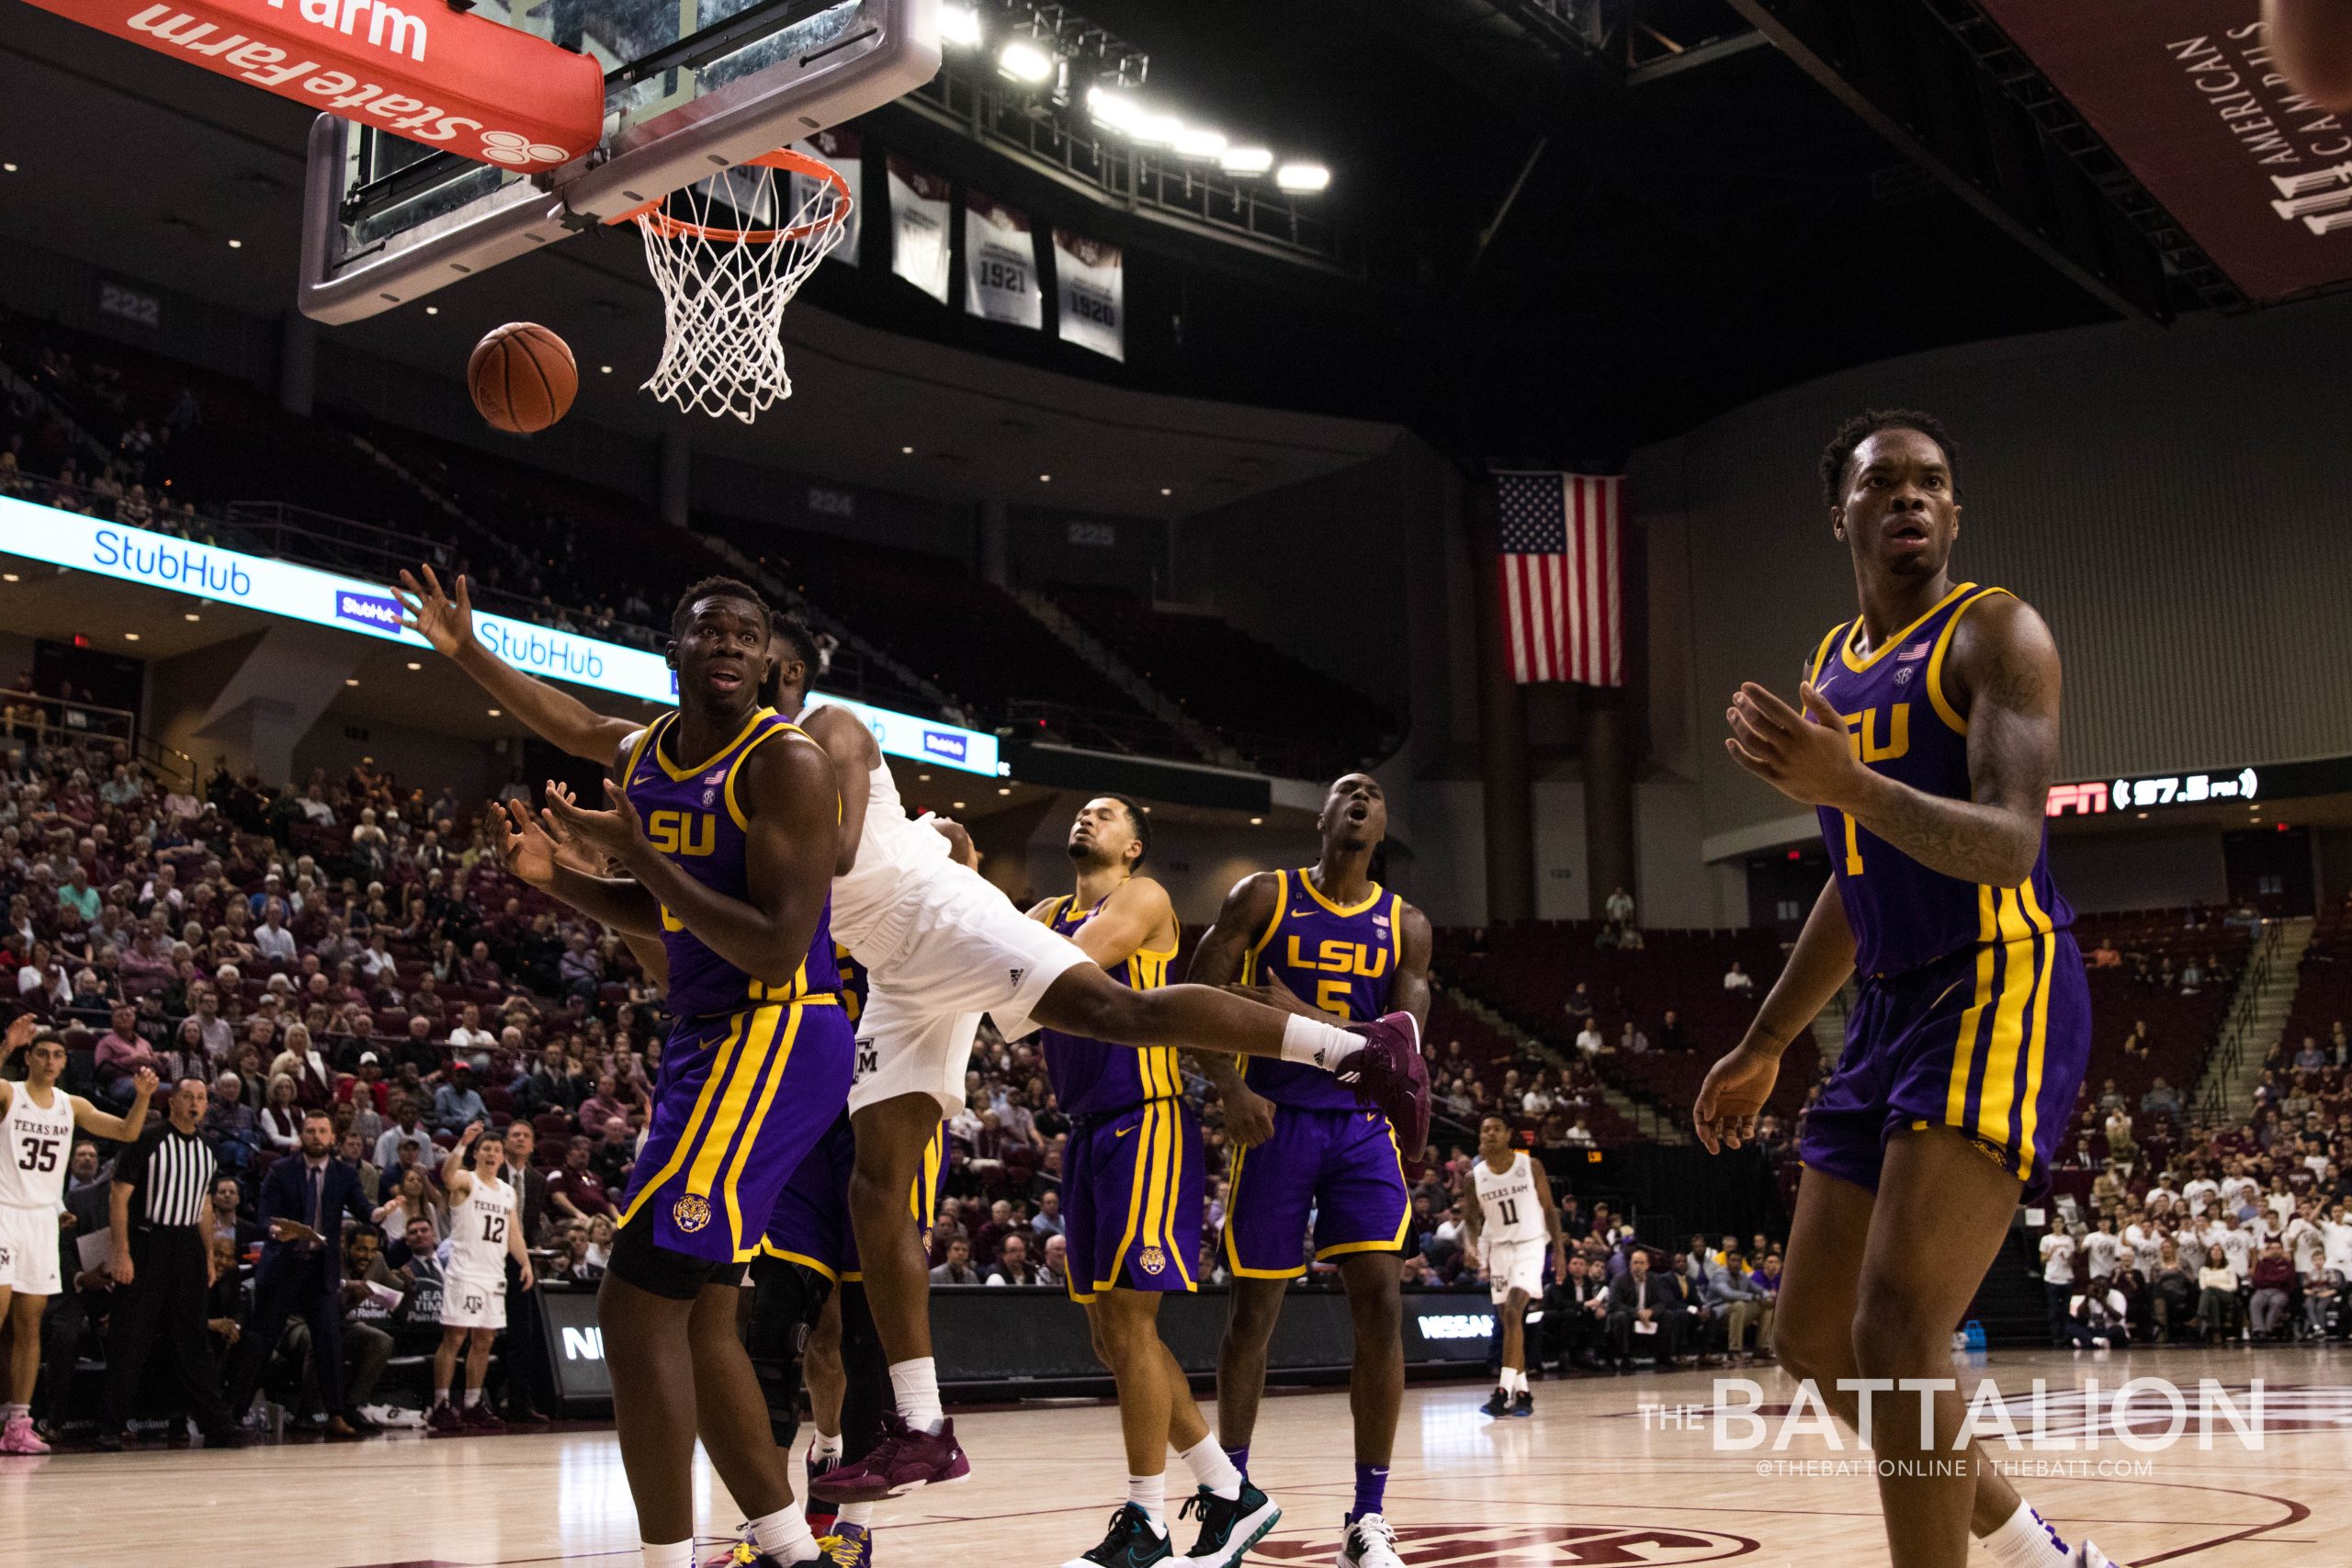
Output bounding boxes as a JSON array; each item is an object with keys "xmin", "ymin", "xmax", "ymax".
[{"xmin": 1975, "ymin": 5, "xmax": 2352, "ymax": 299}]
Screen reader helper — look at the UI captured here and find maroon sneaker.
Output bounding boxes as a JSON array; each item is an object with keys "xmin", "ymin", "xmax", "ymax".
[
  {"xmin": 1335, "ymin": 1010, "xmax": 1430, "ymax": 1154},
  {"xmin": 426, "ymin": 1402, "xmax": 465, "ymax": 1435},
  {"xmin": 807, "ymin": 1412, "xmax": 969, "ymax": 1503},
  {"xmin": 461, "ymin": 1402, "xmax": 506, "ymax": 1432}
]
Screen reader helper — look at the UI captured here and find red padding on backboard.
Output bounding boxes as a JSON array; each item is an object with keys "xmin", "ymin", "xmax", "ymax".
[{"xmin": 24, "ymin": 0, "xmax": 604, "ymax": 171}]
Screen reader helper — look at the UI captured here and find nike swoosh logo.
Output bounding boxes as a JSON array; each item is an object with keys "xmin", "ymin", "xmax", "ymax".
[{"xmin": 1115, "ymin": 1125, "xmax": 1136, "ymax": 1139}]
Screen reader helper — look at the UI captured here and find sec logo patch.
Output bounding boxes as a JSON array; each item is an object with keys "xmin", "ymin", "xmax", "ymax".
[{"xmin": 673, "ymin": 1194, "xmax": 714, "ymax": 1234}]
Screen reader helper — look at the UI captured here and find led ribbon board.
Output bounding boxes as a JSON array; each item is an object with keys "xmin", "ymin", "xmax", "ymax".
[{"xmin": 0, "ymin": 497, "xmax": 1002, "ymax": 777}]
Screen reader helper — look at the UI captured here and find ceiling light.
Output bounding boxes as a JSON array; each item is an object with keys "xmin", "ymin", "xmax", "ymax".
[
  {"xmin": 2, "ymin": 164, "xmax": 17, "ymax": 174},
  {"xmin": 227, "ymin": 238, "xmax": 243, "ymax": 249},
  {"xmin": 1275, "ymin": 163, "xmax": 1330, "ymax": 193},
  {"xmin": 901, "ymin": 445, "xmax": 914, "ymax": 455},
  {"xmin": 344, "ymin": 678, "xmax": 359, "ymax": 686},
  {"xmin": 997, "ymin": 39, "xmax": 1054, "ymax": 83},
  {"xmin": 1172, "ymin": 127, "xmax": 1227, "ymax": 160},
  {"xmin": 953, "ymin": 800, "xmax": 967, "ymax": 809},
  {"xmin": 1, "ymin": 573, "xmax": 17, "ymax": 583},
  {"xmin": 1219, "ymin": 147, "xmax": 1274, "ymax": 175},
  {"xmin": 997, "ymin": 786, "xmax": 1012, "ymax": 795},
  {"xmin": 1159, "ymin": 487, "xmax": 1172, "ymax": 496},
  {"xmin": 918, "ymin": 773, "xmax": 932, "ymax": 782},
  {"xmin": 487, "ymin": 708, "xmax": 503, "ymax": 717},
  {"xmin": 124, "ymin": 632, "xmax": 141, "ymax": 641},
  {"xmin": 1250, "ymin": 816, "xmax": 1263, "ymax": 825},
  {"xmin": 424, "ymin": 306, "xmax": 438, "ymax": 315},
  {"xmin": 184, "ymin": 612, "xmax": 200, "ymax": 621},
  {"xmin": 406, "ymin": 660, "xmax": 422, "ymax": 671},
  {"xmin": 1038, "ymin": 473, "xmax": 1052, "ymax": 482},
  {"xmin": 939, "ymin": 4, "xmax": 981, "ymax": 47},
  {"xmin": 600, "ymin": 365, "xmax": 613, "ymax": 374},
  {"xmin": 1087, "ymin": 86, "xmax": 1144, "ymax": 132}
]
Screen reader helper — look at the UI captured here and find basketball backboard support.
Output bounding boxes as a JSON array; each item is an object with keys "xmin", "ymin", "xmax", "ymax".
[{"xmin": 298, "ymin": 0, "xmax": 936, "ymax": 323}]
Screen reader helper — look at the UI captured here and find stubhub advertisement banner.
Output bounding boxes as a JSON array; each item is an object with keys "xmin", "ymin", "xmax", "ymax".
[{"xmin": 0, "ymin": 497, "xmax": 1001, "ymax": 777}]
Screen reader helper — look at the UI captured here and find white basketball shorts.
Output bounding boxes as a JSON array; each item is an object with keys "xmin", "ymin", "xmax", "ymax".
[
  {"xmin": 438, "ymin": 1270, "xmax": 508, "ymax": 1330},
  {"xmin": 1487, "ymin": 1237, "xmax": 1548, "ymax": 1304},
  {"xmin": 849, "ymin": 859, "xmax": 1093, "ymax": 1117},
  {"xmin": 0, "ymin": 1204, "xmax": 62, "ymax": 1297}
]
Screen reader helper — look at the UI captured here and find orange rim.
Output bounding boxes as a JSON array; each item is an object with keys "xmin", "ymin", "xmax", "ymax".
[{"xmin": 614, "ymin": 148, "xmax": 852, "ymax": 243}]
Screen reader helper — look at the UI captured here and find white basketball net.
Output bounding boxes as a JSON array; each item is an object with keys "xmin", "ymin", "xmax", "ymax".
[{"xmin": 632, "ymin": 152, "xmax": 850, "ymax": 423}]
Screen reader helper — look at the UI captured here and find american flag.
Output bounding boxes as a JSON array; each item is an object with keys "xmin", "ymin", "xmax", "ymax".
[{"xmin": 1496, "ymin": 471, "xmax": 1624, "ymax": 686}]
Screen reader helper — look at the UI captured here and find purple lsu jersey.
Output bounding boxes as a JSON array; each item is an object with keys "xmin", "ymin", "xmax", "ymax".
[
  {"xmin": 1805, "ymin": 583, "xmax": 2074, "ymax": 978},
  {"xmin": 1239, "ymin": 869, "xmax": 1404, "ymax": 1110},
  {"xmin": 1798, "ymin": 582, "xmax": 2091, "ymax": 1195},
  {"xmin": 1039, "ymin": 893, "xmax": 1181, "ymax": 1118},
  {"xmin": 619, "ymin": 707, "xmax": 842, "ymax": 1020}
]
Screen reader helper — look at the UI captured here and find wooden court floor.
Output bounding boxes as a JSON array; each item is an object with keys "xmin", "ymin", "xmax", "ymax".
[{"xmin": 5, "ymin": 1347, "xmax": 2346, "ymax": 1566}]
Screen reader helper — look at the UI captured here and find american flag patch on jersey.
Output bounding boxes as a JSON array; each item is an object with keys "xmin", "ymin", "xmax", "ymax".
[{"xmin": 1898, "ymin": 642, "xmax": 1929, "ymax": 660}]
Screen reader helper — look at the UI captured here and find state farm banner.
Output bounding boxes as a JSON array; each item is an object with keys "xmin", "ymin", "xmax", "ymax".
[
  {"xmin": 888, "ymin": 153, "xmax": 952, "ymax": 304},
  {"xmin": 23, "ymin": 0, "xmax": 601, "ymax": 170},
  {"xmin": 1975, "ymin": 5, "xmax": 2352, "ymax": 299},
  {"xmin": 793, "ymin": 127, "xmax": 862, "ymax": 267},
  {"xmin": 964, "ymin": 191, "xmax": 1042, "ymax": 328},
  {"xmin": 1053, "ymin": 229, "xmax": 1125, "ymax": 362}
]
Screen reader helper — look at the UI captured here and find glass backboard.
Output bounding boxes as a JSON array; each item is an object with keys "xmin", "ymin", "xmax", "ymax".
[{"xmin": 299, "ymin": 0, "xmax": 935, "ymax": 322}]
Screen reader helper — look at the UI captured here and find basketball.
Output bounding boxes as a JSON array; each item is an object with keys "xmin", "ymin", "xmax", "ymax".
[{"xmin": 467, "ymin": 322, "xmax": 577, "ymax": 434}]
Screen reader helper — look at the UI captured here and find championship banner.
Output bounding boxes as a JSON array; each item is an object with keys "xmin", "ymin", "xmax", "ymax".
[
  {"xmin": 793, "ymin": 127, "xmax": 862, "ymax": 267},
  {"xmin": 1974, "ymin": 5, "xmax": 2352, "ymax": 299},
  {"xmin": 964, "ymin": 190, "xmax": 1042, "ymax": 328},
  {"xmin": 1053, "ymin": 229, "xmax": 1125, "ymax": 362},
  {"xmin": 21, "ymin": 0, "xmax": 602, "ymax": 172},
  {"xmin": 888, "ymin": 153, "xmax": 952, "ymax": 304}
]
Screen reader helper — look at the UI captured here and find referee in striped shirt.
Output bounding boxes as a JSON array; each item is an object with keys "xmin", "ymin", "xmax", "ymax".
[{"xmin": 96, "ymin": 1077, "xmax": 241, "ymax": 1449}]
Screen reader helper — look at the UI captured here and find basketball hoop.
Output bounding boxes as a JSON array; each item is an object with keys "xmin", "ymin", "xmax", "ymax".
[{"xmin": 619, "ymin": 149, "xmax": 851, "ymax": 423}]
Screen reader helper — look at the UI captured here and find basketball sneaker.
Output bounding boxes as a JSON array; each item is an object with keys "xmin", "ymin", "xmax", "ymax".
[
  {"xmin": 2069, "ymin": 1545, "xmax": 2127, "ymax": 1567},
  {"xmin": 1480, "ymin": 1388, "xmax": 1510, "ymax": 1419},
  {"xmin": 1333, "ymin": 1011, "xmax": 1430, "ymax": 1154},
  {"xmin": 806, "ymin": 1444, "xmax": 842, "ymax": 1532},
  {"xmin": 0, "ymin": 1413, "xmax": 50, "ymax": 1454},
  {"xmin": 819, "ymin": 1523, "xmax": 874, "ymax": 1568},
  {"xmin": 1337, "ymin": 1513, "xmax": 1403, "ymax": 1568},
  {"xmin": 1510, "ymin": 1391, "xmax": 1533, "ymax": 1418},
  {"xmin": 808, "ymin": 1412, "xmax": 969, "ymax": 1502},
  {"xmin": 426, "ymin": 1401, "xmax": 465, "ymax": 1434},
  {"xmin": 1065, "ymin": 1504, "xmax": 1174, "ymax": 1568},
  {"xmin": 1180, "ymin": 1480, "xmax": 1281, "ymax": 1568},
  {"xmin": 461, "ymin": 1402, "xmax": 506, "ymax": 1432}
]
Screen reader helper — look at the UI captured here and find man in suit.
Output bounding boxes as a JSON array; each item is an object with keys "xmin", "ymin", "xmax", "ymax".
[
  {"xmin": 222, "ymin": 1110, "xmax": 376, "ymax": 1438},
  {"xmin": 497, "ymin": 1118, "xmax": 557, "ymax": 1424},
  {"xmin": 1606, "ymin": 1248, "xmax": 1682, "ymax": 1363}
]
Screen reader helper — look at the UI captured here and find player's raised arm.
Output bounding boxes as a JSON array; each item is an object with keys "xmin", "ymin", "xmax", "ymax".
[
  {"xmin": 442, "ymin": 1121, "xmax": 481, "ymax": 1201},
  {"xmin": 795, "ymin": 704, "xmax": 876, "ymax": 876},
  {"xmin": 1725, "ymin": 594, "xmax": 2060, "ymax": 888},
  {"xmin": 396, "ymin": 565, "xmax": 640, "ymax": 762},
  {"xmin": 72, "ymin": 1066, "xmax": 158, "ymax": 1142},
  {"xmin": 501, "ymin": 795, "xmax": 666, "ymax": 941},
  {"xmin": 548, "ymin": 734, "xmax": 838, "ymax": 987}
]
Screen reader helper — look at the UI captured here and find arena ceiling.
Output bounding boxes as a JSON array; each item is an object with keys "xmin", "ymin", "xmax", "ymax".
[{"xmin": 0, "ymin": 0, "xmax": 2233, "ymax": 483}]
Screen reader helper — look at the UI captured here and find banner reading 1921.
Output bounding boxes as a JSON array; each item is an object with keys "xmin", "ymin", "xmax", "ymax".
[{"xmin": 1975, "ymin": 5, "xmax": 2352, "ymax": 299}]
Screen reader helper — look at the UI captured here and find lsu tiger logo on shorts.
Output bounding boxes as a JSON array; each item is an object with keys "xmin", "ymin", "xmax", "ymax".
[
  {"xmin": 1139, "ymin": 1245, "xmax": 1167, "ymax": 1276},
  {"xmin": 673, "ymin": 1194, "xmax": 714, "ymax": 1234}
]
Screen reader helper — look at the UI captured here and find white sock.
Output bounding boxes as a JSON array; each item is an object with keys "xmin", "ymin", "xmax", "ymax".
[
  {"xmin": 888, "ymin": 1357, "xmax": 944, "ymax": 1433},
  {"xmin": 811, "ymin": 1429, "xmax": 844, "ymax": 1461},
  {"xmin": 1279, "ymin": 1013, "xmax": 1358, "ymax": 1071},
  {"xmin": 463, "ymin": 1386, "xmax": 482, "ymax": 1408},
  {"xmin": 751, "ymin": 1505, "xmax": 820, "ymax": 1563},
  {"xmin": 1127, "ymin": 1472, "xmax": 1168, "ymax": 1531},
  {"xmin": 839, "ymin": 1504, "xmax": 875, "ymax": 1529},
  {"xmin": 434, "ymin": 1387, "xmax": 451, "ymax": 1406},
  {"xmin": 642, "ymin": 1541, "xmax": 694, "ymax": 1568},
  {"xmin": 1982, "ymin": 1501, "xmax": 2070, "ymax": 1568},
  {"xmin": 1510, "ymin": 1368, "xmax": 1529, "ymax": 1394},
  {"xmin": 1178, "ymin": 1433, "xmax": 1244, "ymax": 1501}
]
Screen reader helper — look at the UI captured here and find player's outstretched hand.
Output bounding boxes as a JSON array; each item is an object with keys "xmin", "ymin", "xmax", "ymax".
[
  {"xmin": 545, "ymin": 779, "xmax": 647, "ymax": 863},
  {"xmin": 1724, "ymin": 681, "xmax": 1860, "ymax": 809},
  {"xmin": 462, "ymin": 1119, "xmax": 484, "ymax": 1145},
  {"xmin": 1691, "ymin": 1042, "xmax": 1780, "ymax": 1155},
  {"xmin": 500, "ymin": 799, "xmax": 560, "ymax": 889},
  {"xmin": 131, "ymin": 1066, "xmax": 159, "ymax": 1099},
  {"xmin": 4, "ymin": 1014, "xmax": 36, "ymax": 1053},
  {"xmin": 394, "ymin": 565, "xmax": 479, "ymax": 660}
]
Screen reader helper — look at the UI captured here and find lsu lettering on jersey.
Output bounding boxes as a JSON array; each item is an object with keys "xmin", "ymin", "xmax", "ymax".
[
  {"xmin": 1796, "ymin": 582, "xmax": 2091, "ymax": 1196},
  {"xmin": 618, "ymin": 707, "xmax": 842, "ymax": 1020},
  {"xmin": 1240, "ymin": 868, "xmax": 1403, "ymax": 1110}
]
